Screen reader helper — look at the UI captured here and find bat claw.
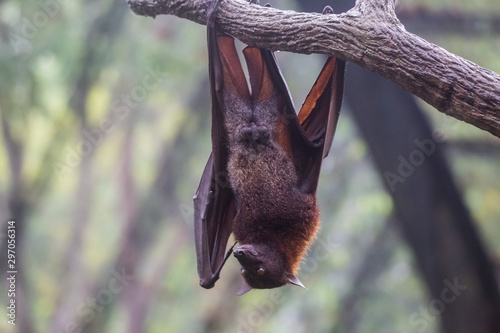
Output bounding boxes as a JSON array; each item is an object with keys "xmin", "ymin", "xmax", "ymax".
[
  {"xmin": 197, "ymin": 0, "xmax": 345, "ymax": 291},
  {"xmin": 322, "ymin": 6, "xmax": 334, "ymax": 15},
  {"xmin": 241, "ymin": 122, "xmax": 270, "ymax": 144}
]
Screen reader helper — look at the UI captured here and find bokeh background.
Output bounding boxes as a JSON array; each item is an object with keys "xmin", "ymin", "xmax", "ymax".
[{"xmin": 1, "ymin": 0, "xmax": 500, "ymax": 332}]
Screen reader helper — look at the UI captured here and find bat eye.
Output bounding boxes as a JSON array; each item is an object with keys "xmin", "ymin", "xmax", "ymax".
[
  {"xmin": 257, "ymin": 267, "xmax": 266, "ymax": 276},
  {"xmin": 241, "ymin": 269, "xmax": 246, "ymax": 278}
]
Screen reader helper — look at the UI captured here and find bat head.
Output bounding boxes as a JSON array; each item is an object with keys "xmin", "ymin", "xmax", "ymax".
[{"xmin": 233, "ymin": 244, "xmax": 307, "ymax": 295}]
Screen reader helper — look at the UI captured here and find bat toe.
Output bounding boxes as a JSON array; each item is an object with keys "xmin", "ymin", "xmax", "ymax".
[{"xmin": 199, "ymin": 277, "xmax": 217, "ymax": 289}]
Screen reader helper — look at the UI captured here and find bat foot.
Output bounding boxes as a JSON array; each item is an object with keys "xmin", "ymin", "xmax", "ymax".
[{"xmin": 322, "ymin": 6, "xmax": 334, "ymax": 15}]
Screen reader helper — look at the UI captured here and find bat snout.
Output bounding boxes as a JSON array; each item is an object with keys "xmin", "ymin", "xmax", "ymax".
[{"xmin": 241, "ymin": 123, "xmax": 270, "ymax": 144}]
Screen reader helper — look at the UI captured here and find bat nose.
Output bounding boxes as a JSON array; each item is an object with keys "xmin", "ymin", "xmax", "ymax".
[{"xmin": 234, "ymin": 249, "xmax": 244, "ymax": 257}]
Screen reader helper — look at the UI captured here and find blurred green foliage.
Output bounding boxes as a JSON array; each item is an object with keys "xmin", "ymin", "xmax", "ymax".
[{"xmin": 0, "ymin": 0, "xmax": 499, "ymax": 332}]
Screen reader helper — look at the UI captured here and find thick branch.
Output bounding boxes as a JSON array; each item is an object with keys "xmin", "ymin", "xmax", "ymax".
[{"xmin": 128, "ymin": 0, "xmax": 500, "ymax": 138}]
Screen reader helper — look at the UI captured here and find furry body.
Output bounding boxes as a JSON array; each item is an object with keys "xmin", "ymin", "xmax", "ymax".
[{"xmin": 195, "ymin": 0, "xmax": 344, "ymax": 291}]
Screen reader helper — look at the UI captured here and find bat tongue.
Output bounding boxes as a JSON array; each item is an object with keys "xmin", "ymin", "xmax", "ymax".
[{"xmin": 237, "ymin": 279, "xmax": 253, "ymax": 295}]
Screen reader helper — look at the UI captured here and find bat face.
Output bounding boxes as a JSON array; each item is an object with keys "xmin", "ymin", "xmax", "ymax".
[
  {"xmin": 194, "ymin": 0, "xmax": 345, "ymax": 293},
  {"xmin": 234, "ymin": 244, "xmax": 307, "ymax": 295}
]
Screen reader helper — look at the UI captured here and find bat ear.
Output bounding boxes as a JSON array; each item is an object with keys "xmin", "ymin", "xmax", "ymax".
[
  {"xmin": 237, "ymin": 279, "xmax": 253, "ymax": 296},
  {"xmin": 287, "ymin": 275, "xmax": 308, "ymax": 291}
]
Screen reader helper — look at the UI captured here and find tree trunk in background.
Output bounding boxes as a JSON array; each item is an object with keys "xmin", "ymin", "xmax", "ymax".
[
  {"xmin": 0, "ymin": 117, "xmax": 34, "ymax": 333},
  {"xmin": 297, "ymin": 1, "xmax": 500, "ymax": 332}
]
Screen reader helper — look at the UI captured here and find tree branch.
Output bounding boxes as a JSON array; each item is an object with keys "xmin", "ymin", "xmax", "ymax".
[{"xmin": 127, "ymin": 0, "xmax": 500, "ymax": 138}]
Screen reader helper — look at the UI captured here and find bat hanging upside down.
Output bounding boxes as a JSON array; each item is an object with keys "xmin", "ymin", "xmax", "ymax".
[{"xmin": 194, "ymin": 0, "xmax": 345, "ymax": 295}]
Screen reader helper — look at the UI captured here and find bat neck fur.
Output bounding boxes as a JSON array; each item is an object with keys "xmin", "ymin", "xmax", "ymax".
[{"xmin": 233, "ymin": 194, "xmax": 320, "ymax": 274}]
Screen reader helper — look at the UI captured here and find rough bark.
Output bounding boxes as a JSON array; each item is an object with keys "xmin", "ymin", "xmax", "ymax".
[
  {"xmin": 127, "ymin": 0, "xmax": 500, "ymax": 138},
  {"xmin": 79, "ymin": 78, "xmax": 210, "ymax": 333},
  {"xmin": 0, "ymin": 116, "xmax": 34, "ymax": 333},
  {"xmin": 50, "ymin": 2, "xmax": 129, "ymax": 331}
]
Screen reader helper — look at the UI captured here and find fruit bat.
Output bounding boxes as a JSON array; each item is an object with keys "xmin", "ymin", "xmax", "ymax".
[{"xmin": 194, "ymin": 0, "xmax": 345, "ymax": 294}]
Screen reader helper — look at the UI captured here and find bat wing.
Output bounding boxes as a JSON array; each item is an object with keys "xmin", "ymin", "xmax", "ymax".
[
  {"xmin": 194, "ymin": 1, "xmax": 250, "ymax": 289},
  {"xmin": 242, "ymin": 47, "xmax": 346, "ymax": 195}
]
